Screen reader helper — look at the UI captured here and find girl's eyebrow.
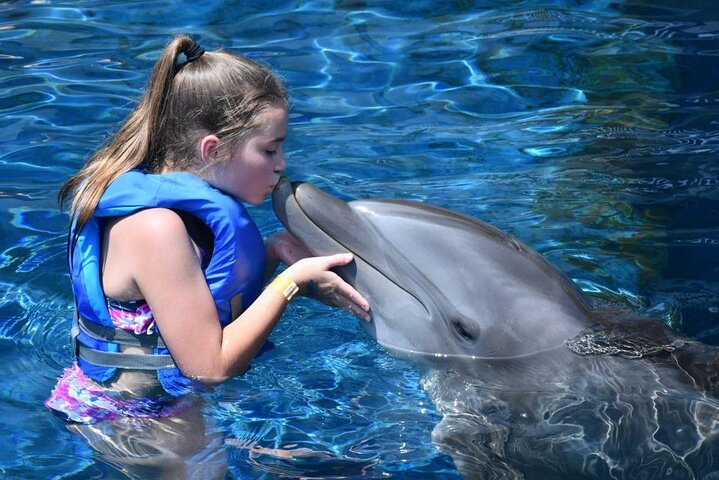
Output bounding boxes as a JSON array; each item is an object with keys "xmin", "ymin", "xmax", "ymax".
[{"xmin": 270, "ymin": 136, "xmax": 286, "ymax": 143}]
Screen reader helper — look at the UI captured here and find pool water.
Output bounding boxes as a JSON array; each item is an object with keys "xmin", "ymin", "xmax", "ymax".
[{"xmin": 1, "ymin": 0, "xmax": 717, "ymax": 478}]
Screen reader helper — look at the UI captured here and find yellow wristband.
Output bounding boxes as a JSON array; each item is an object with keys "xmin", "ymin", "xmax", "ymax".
[{"xmin": 267, "ymin": 273, "xmax": 299, "ymax": 303}]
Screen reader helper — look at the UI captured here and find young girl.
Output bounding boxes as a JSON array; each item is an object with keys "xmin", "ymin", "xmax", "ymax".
[{"xmin": 46, "ymin": 35, "xmax": 370, "ymax": 476}]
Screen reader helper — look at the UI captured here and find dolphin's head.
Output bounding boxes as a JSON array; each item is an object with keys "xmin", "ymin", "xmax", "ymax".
[{"xmin": 272, "ymin": 178, "xmax": 591, "ymax": 361}]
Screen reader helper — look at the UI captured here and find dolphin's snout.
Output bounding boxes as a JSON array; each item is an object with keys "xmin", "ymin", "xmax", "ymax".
[
  {"xmin": 290, "ymin": 182, "xmax": 358, "ymax": 234},
  {"xmin": 272, "ymin": 176, "xmax": 294, "ymax": 199}
]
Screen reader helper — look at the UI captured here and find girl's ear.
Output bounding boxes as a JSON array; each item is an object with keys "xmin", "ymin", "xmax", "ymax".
[{"xmin": 199, "ymin": 135, "xmax": 221, "ymax": 164}]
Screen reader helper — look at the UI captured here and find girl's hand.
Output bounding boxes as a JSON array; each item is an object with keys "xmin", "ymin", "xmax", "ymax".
[
  {"xmin": 266, "ymin": 230, "xmax": 312, "ymax": 266},
  {"xmin": 284, "ymin": 253, "xmax": 371, "ymax": 322}
]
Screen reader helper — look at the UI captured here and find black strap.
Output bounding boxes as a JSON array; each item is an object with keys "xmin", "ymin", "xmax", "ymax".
[
  {"xmin": 77, "ymin": 315, "xmax": 167, "ymax": 349},
  {"xmin": 75, "ymin": 316, "xmax": 177, "ymax": 371}
]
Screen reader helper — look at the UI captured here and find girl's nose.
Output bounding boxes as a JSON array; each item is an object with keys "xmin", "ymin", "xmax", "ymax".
[{"xmin": 274, "ymin": 151, "xmax": 286, "ymax": 173}]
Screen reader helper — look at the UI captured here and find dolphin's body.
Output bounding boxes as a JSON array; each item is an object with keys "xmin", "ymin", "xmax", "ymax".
[{"xmin": 272, "ymin": 178, "xmax": 719, "ymax": 479}]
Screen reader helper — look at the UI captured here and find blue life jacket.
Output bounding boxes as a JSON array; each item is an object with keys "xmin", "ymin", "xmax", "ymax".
[{"xmin": 69, "ymin": 170, "xmax": 266, "ymax": 396}]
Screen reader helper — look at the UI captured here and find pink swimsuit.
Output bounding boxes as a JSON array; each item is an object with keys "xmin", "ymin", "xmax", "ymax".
[{"xmin": 45, "ymin": 298, "xmax": 192, "ymax": 424}]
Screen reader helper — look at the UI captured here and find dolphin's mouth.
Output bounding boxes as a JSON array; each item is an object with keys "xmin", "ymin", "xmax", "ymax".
[{"xmin": 381, "ymin": 341, "xmax": 568, "ymax": 363}]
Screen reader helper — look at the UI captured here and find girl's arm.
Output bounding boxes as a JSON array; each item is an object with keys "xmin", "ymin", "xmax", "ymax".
[{"xmin": 111, "ymin": 209, "xmax": 367, "ymax": 385}]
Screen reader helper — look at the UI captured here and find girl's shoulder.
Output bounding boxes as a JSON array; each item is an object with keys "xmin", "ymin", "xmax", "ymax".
[
  {"xmin": 114, "ymin": 208, "xmax": 188, "ymax": 238},
  {"xmin": 107, "ymin": 208, "xmax": 194, "ymax": 261},
  {"xmin": 102, "ymin": 208, "xmax": 194, "ymax": 302}
]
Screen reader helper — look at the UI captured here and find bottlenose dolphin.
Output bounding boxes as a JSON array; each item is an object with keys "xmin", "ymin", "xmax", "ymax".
[
  {"xmin": 272, "ymin": 178, "xmax": 719, "ymax": 479},
  {"xmin": 272, "ymin": 178, "xmax": 594, "ymax": 360}
]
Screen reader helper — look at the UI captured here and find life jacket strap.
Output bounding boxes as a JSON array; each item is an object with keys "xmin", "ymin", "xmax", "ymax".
[
  {"xmin": 76, "ymin": 344, "xmax": 177, "ymax": 370},
  {"xmin": 75, "ymin": 315, "xmax": 177, "ymax": 371},
  {"xmin": 77, "ymin": 315, "xmax": 167, "ymax": 349}
]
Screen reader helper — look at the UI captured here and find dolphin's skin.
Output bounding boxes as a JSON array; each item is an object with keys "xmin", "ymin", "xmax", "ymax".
[{"xmin": 272, "ymin": 178, "xmax": 719, "ymax": 479}]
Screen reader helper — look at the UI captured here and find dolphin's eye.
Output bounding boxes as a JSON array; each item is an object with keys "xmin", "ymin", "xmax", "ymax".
[{"xmin": 452, "ymin": 320, "xmax": 477, "ymax": 342}]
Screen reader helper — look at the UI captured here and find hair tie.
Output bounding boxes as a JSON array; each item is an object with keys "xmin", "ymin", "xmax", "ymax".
[{"xmin": 184, "ymin": 41, "xmax": 205, "ymax": 62}]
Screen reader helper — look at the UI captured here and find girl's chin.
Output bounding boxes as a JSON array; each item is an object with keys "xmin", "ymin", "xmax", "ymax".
[{"xmin": 243, "ymin": 195, "xmax": 266, "ymax": 206}]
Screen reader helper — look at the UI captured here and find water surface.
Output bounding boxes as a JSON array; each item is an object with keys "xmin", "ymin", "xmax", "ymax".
[{"xmin": 0, "ymin": 1, "xmax": 717, "ymax": 478}]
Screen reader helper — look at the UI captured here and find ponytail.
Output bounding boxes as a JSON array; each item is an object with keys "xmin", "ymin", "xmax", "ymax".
[{"xmin": 59, "ymin": 35, "xmax": 213, "ymax": 233}]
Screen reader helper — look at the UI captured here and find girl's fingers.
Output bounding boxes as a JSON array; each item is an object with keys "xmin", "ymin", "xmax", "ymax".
[
  {"xmin": 346, "ymin": 302, "xmax": 372, "ymax": 322},
  {"xmin": 330, "ymin": 278, "xmax": 371, "ymax": 321},
  {"xmin": 320, "ymin": 252, "xmax": 354, "ymax": 268},
  {"xmin": 335, "ymin": 294, "xmax": 371, "ymax": 322},
  {"xmin": 286, "ymin": 253, "xmax": 352, "ymax": 281},
  {"xmin": 334, "ymin": 280, "xmax": 369, "ymax": 312}
]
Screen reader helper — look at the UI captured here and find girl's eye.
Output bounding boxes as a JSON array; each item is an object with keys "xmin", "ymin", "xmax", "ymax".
[{"xmin": 265, "ymin": 150, "xmax": 276, "ymax": 155}]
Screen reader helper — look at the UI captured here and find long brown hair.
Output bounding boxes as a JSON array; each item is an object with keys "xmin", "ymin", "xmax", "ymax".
[{"xmin": 59, "ymin": 34, "xmax": 287, "ymax": 233}]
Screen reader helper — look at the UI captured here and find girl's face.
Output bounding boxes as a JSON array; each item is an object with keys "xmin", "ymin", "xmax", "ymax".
[{"xmin": 205, "ymin": 106, "xmax": 288, "ymax": 205}]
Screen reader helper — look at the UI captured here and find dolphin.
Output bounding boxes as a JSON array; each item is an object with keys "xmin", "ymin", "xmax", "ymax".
[
  {"xmin": 271, "ymin": 177, "xmax": 719, "ymax": 479},
  {"xmin": 272, "ymin": 177, "xmax": 594, "ymax": 361}
]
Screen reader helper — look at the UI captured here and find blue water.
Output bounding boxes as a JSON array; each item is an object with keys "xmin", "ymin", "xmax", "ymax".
[{"xmin": 1, "ymin": 0, "xmax": 718, "ymax": 478}]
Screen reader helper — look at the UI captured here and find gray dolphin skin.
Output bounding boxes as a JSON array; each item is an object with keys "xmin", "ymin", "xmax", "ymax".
[{"xmin": 272, "ymin": 178, "xmax": 719, "ymax": 479}]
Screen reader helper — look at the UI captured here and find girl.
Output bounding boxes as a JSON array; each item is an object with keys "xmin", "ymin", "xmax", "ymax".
[{"xmin": 46, "ymin": 35, "xmax": 370, "ymax": 477}]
